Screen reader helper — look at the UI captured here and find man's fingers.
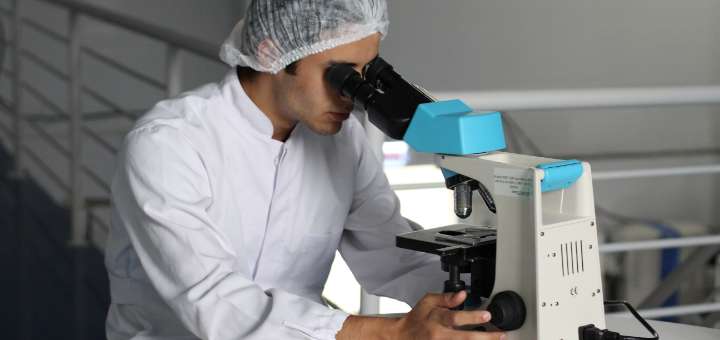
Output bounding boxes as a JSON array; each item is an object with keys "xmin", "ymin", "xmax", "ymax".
[
  {"xmin": 441, "ymin": 310, "xmax": 492, "ymax": 327},
  {"xmin": 446, "ymin": 290, "xmax": 466, "ymax": 308},
  {"xmin": 420, "ymin": 290, "xmax": 467, "ymax": 309},
  {"xmin": 409, "ymin": 293, "xmax": 507, "ymax": 340}
]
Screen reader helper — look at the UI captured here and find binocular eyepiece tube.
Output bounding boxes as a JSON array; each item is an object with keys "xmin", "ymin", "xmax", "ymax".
[{"xmin": 324, "ymin": 56, "xmax": 433, "ymax": 140}]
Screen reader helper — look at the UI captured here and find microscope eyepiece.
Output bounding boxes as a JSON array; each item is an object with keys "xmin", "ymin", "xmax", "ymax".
[
  {"xmin": 324, "ymin": 57, "xmax": 434, "ymax": 140},
  {"xmin": 325, "ymin": 63, "xmax": 379, "ymax": 110},
  {"xmin": 363, "ymin": 56, "xmax": 393, "ymax": 90}
]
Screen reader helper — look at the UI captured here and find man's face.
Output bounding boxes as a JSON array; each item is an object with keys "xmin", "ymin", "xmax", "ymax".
[{"xmin": 272, "ymin": 33, "xmax": 381, "ymax": 136}]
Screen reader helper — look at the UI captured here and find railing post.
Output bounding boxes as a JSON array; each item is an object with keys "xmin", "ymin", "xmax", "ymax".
[
  {"xmin": 10, "ymin": 0, "xmax": 22, "ymax": 173},
  {"xmin": 68, "ymin": 9, "xmax": 87, "ymax": 340},
  {"xmin": 166, "ymin": 44, "xmax": 183, "ymax": 97},
  {"xmin": 10, "ymin": 3, "xmax": 31, "ymax": 340},
  {"xmin": 68, "ymin": 11, "xmax": 86, "ymax": 246}
]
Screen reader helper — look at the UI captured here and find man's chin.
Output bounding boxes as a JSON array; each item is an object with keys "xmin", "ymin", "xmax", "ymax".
[{"xmin": 307, "ymin": 121, "xmax": 344, "ymax": 136}]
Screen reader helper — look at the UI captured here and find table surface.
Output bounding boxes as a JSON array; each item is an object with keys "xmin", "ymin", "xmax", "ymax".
[
  {"xmin": 606, "ymin": 315, "xmax": 720, "ymax": 340},
  {"xmin": 377, "ymin": 313, "xmax": 720, "ymax": 339}
]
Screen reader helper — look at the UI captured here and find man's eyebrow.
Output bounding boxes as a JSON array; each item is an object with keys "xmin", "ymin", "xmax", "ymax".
[{"xmin": 328, "ymin": 60, "xmax": 358, "ymax": 67}]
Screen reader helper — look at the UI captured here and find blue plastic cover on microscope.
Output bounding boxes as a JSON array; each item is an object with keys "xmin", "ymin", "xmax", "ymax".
[
  {"xmin": 403, "ymin": 99, "xmax": 506, "ymax": 155},
  {"xmin": 536, "ymin": 159, "xmax": 584, "ymax": 192}
]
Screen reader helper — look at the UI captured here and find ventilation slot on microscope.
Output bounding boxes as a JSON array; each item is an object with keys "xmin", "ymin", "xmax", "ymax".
[{"xmin": 560, "ymin": 241, "xmax": 585, "ymax": 277}]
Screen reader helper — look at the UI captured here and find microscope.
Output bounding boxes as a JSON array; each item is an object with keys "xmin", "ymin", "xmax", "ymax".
[{"xmin": 326, "ymin": 57, "xmax": 657, "ymax": 340}]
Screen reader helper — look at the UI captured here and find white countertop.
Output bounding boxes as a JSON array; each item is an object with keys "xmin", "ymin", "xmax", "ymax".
[{"xmin": 606, "ymin": 315, "xmax": 720, "ymax": 340}]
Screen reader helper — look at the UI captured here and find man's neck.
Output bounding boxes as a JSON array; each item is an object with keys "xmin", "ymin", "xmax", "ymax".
[{"xmin": 237, "ymin": 68, "xmax": 296, "ymax": 142}]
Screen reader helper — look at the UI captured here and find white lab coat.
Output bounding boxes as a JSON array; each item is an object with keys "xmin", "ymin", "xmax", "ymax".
[{"xmin": 105, "ymin": 70, "xmax": 445, "ymax": 340}]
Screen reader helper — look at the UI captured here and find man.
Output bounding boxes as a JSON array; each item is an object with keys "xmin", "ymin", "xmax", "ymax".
[{"xmin": 105, "ymin": 0, "xmax": 506, "ymax": 339}]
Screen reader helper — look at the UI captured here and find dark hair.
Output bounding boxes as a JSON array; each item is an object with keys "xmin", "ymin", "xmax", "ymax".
[
  {"xmin": 284, "ymin": 60, "xmax": 298, "ymax": 75},
  {"xmin": 236, "ymin": 61, "xmax": 299, "ymax": 77}
]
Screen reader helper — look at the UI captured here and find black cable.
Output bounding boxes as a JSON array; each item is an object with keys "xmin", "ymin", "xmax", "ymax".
[
  {"xmin": 579, "ymin": 301, "xmax": 659, "ymax": 340},
  {"xmin": 606, "ymin": 301, "xmax": 659, "ymax": 340}
]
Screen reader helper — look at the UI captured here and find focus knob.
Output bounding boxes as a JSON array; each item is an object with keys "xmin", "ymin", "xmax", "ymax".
[{"xmin": 487, "ymin": 291, "xmax": 526, "ymax": 331}]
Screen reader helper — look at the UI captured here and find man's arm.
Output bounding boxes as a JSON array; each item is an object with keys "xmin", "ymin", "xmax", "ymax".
[
  {"xmin": 338, "ymin": 118, "xmax": 447, "ymax": 305},
  {"xmin": 336, "ymin": 291, "xmax": 505, "ymax": 340}
]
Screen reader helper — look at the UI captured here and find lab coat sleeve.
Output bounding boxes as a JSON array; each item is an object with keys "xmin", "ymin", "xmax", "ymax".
[
  {"xmin": 113, "ymin": 124, "xmax": 348, "ymax": 340},
  {"xmin": 338, "ymin": 121, "xmax": 446, "ymax": 307}
]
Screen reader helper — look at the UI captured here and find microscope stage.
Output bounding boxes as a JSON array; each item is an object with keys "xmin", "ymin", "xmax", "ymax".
[{"xmin": 396, "ymin": 224, "xmax": 497, "ymax": 257}]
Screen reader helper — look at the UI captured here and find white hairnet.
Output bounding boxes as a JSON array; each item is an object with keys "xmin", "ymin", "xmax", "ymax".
[{"xmin": 220, "ymin": 0, "xmax": 389, "ymax": 74}]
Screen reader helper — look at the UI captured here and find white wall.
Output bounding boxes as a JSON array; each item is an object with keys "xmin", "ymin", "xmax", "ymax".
[{"xmin": 382, "ymin": 0, "xmax": 720, "ymax": 89}]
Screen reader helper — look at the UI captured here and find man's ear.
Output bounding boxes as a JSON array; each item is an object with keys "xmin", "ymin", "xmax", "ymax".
[{"xmin": 256, "ymin": 39, "xmax": 281, "ymax": 71}]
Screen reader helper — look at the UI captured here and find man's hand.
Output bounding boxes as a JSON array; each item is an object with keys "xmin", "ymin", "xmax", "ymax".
[
  {"xmin": 395, "ymin": 290, "xmax": 506, "ymax": 340},
  {"xmin": 337, "ymin": 290, "xmax": 507, "ymax": 340}
]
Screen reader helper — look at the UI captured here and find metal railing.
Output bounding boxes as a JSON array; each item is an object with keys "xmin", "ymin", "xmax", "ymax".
[
  {"xmin": 0, "ymin": 0, "xmax": 718, "ymax": 332},
  {"xmin": 0, "ymin": 1, "xmax": 226, "ymax": 338},
  {"xmin": 0, "ymin": 0, "xmax": 223, "ymax": 249},
  {"xmin": 435, "ymin": 87, "xmax": 720, "ymax": 111}
]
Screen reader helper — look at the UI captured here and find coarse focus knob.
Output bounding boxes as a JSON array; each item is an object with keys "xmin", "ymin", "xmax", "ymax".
[{"xmin": 487, "ymin": 291, "xmax": 526, "ymax": 331}]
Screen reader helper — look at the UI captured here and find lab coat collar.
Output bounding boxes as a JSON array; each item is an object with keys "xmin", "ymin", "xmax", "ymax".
[{"xmin": 219, "ymin": 69, "xmax": 280, "ymax": 143}]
